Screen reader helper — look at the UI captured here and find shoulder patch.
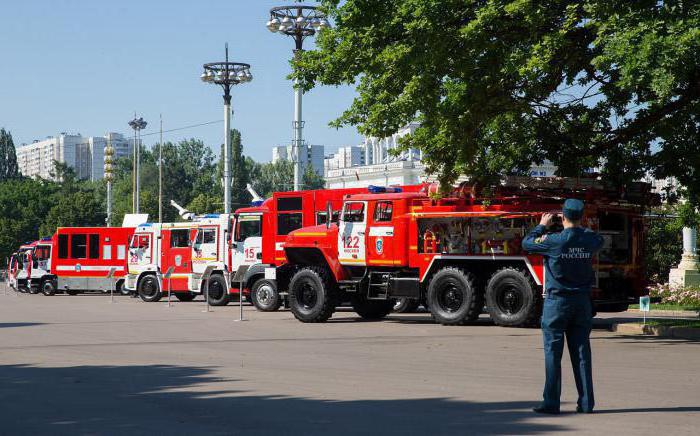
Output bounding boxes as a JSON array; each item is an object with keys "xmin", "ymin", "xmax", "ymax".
[{"xmin": 534, "ymin": 234, "xmax": 548, "ymax": 244}]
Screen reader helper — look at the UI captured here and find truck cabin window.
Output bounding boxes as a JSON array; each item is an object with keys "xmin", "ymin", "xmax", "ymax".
[
  {"xmin": 342, "ymin": 202, "xmax": 365, "ymax": 223},
  {"xmin": 58, "ymin": 234, "xmax": 69, "ymax": 259},
  {"xmin": 131, "ymin": 235, "xmax": 150, "ymax": 249},
  {"xmin": 316, "ymin": 211, "xmax": 340, "ymax": 225},
  {"xmin": 373, "ymin": 201, "xmax": 393, "ymax": 222},
  {"xmin": 89, "ymin": 234, "xmax": 100, "ymax": 259},
  {"xmin": 236, "ymin": 215, "xmax": 262, "ymax": 241},
  {"xmin": 196, "ymin": 228, "xmax": 217, "ymax": 245},
  {"xmin": 277, "ymin": 213, "xmax": 303, "ymax": 235},
  {"xmin": 71, "ymin": 234, "xmax": 87, "ymax": 259},
  {"xmin": 170, "ymin": 229, "xmax": 191, "ymax": 248}
]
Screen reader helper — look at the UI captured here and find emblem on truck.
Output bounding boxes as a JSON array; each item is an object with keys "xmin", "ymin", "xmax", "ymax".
[{"xmin": 376, "ymin": 238, "xmax": 384, "ymax": 255}]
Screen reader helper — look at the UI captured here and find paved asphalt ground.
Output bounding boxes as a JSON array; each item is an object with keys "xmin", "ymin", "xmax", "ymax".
[{"xmin": 0, "ymin": 287, "xmax": 698, "ymax": 435}]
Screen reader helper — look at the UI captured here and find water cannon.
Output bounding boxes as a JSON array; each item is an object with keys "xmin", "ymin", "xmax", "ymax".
[
  {"xmin": 247, "ymin": 183, "xmax": 265, "ymax": 206},
  {"xmin": 170, "ymin": 200, "xmax": 195, "ymax": 221}
]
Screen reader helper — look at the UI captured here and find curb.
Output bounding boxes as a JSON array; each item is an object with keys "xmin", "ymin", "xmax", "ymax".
[
  {"xmin": 611, "ymin": 323, "xmax": 700, "ymax": 340},
  {"xmin": 627, "ymin": 309, "xmax": 699, "ymax": 318}
]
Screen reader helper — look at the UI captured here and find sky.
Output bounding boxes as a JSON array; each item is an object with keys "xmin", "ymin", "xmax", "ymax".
[{"xmin": 0, "ymin": 0, "xmax": 363, "ymax": 162}]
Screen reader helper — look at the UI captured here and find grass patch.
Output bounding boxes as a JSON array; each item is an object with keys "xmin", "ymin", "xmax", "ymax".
[
  {"xmin": 629, "ymin": 303, "xmax": 700, "ymax": 311},
  {"xmin": 643, "ymin": 319, "xmax": 700, "ymax": 328}
]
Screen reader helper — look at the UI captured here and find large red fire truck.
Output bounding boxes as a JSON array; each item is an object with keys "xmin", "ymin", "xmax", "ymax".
[{"xmin": 279, "ymin": 178, "xmax": 656, "ymax": 326}]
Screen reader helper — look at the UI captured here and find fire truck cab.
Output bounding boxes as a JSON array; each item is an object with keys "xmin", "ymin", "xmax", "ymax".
[
  {"xmin": 9, "ymin": 242, "xmax": 38, "ymax": 293},
  {"xmin": 282, "ymin": 179, "xmax": 654, "ymax": 326}
]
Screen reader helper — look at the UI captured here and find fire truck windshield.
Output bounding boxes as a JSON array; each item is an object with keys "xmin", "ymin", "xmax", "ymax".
[{"xmin": 236, "ymin": 215, "xmax": 262, "ymax": 242}]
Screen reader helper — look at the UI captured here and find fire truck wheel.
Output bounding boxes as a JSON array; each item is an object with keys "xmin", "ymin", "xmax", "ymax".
[
  {"xmin": 352, "ymin": 295, "xmax": 393, "ymax": 320},
  {"xmin": 485, "ymin": 268, "xmax": 542, "ymax": 327},
  {"xmin": 175, "ymin": 292, "xmax": 196, "ymax": 302},
  {"xmin": 118, "ymin": 283, "xmax": 131, "ymax": 296},
  {"xmin": 288, "ymin": 267, "xmax": 338, "ymax": 323},
  {"xmin": 392, "ymin": 297, "xmax": 420, "ymax": 313},
  {"xmin": 41, "ymin": 280, "xmax": 56, "ymax": 296},
  {"xmin": 205, "ymin": 274, "xmax": 230, "ymax": 306},
  {"xmin": 251, "ymin": 279, "xmax": 282, "ymax": 312},
  {"xmin": 65, "ymin": 289, "xmax": 80, "ymax": 296},
  {"xmin": 427, "ymin": 267, "xmax": 482, "ymax": 325},
  {"xmin": 28, "ymin": 286, "xmax": 40, "ymax": 295},
  {"xmin": 138, "ymin": 275, "xmax": 162, "ymax": 302}
]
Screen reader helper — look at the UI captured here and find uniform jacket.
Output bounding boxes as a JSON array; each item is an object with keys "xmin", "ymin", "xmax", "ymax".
[{"xmin": 522, "ymin": 225, "xmax": 604, "ymax": 293}]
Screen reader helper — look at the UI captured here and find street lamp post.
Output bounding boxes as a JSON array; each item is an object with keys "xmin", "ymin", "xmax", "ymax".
[
  {"xmin": 128, "ymin": 116, "xmax": 147, "ymax": 214},
  {"xmin": 201, "ymin": 44, "xmax": 252, "ymax": 214},
  {"xmin": 104, "ymin": 137, "xmax": 114, "ymax": 226},
  {"xmin": 267, "ymin": 2, "xmax": 330, "ymax": 191}
]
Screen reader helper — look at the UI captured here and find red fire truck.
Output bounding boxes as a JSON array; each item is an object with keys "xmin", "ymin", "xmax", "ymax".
[
  {"xmin": 279, "ymin": 178, "xmax": 656, "ymax": 326},
  {"xmin": 35, "ymin": 227, "xmax": 135, "ymax": 295}
]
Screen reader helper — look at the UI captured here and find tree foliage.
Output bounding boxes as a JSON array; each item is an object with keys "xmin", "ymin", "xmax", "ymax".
[
  {"xmin": 0, "ymin": 128, "xmax": 19, "ymax": 181},
  {"xmin": 297, "ymin": 0, "xmax": 700, "ymax": 199}
]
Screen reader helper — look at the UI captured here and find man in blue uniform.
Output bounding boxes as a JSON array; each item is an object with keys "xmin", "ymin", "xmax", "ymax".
[{"xmin": 522, "ymin": 199, "xmax": 604, "ymax": 415}]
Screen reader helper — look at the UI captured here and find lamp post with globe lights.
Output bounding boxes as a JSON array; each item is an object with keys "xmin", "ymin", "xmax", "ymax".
[
  {"xmin": 103, "ymin": 138, "xmax": 115, "ymax": 226},
  {"xmin": 201, "ymin": 44, "xmax": 252, "ymax": 214},
  {"xmin": 266, "ymin": 2, "xmax": 330, "ymax": 191},
  {"xmin": 128, "ymin": 116, "xmax": 147, "ymax": 214}
]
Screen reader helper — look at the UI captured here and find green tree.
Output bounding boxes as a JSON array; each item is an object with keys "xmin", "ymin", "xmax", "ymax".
[
  {"xmin": 297, "ymin": 1, "xmax": 700, "ymax": 198},
  {"xmin": 249, "ymin": 160, "xmax": 325, "ymax": 198},
  {"xmin": 0, "ymin": 128, "xmax": 19, "ymax": 181}
]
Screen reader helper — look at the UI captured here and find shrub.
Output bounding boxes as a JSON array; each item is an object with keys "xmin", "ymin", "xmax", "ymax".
[{"xmin": 648, "ymin": 283, "xmax": 700, "ymax": 306}]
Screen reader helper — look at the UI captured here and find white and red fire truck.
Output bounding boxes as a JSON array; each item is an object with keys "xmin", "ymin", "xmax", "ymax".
[
  {"xmin": 278, "ymin": 178, "xmax": 656, "ymax": 326},
  {"xmin": 8, "ymin": 240, "xmax": 44, "ymax": 293}
]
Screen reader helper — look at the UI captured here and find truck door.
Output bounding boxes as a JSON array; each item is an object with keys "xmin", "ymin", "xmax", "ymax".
[
  {"xmin": 338, "ymin": 201, "xmax": 367, "ymax": 265},
  {"xmin": 231, "ymin": 214, "xmax": 263, "ymax": 275},
  {"xmin": 128, "ymin": 233, "xmax": 152, "ymax": 267},
  {"xmin": 192, "ymin": 226, "xmax": 218, "ymax": 275},
  {"xmin": 161, "ymin": 228, "xmax": 192, "ymax": 291},
  {"xmin": 366, "ymin": 201, "xmax": 394, "ymax": 265}
]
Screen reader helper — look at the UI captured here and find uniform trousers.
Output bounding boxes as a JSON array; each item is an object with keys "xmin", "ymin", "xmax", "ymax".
[{"xmin": 541, "ymin": 290, "xmax": 594, "ymax": 412}]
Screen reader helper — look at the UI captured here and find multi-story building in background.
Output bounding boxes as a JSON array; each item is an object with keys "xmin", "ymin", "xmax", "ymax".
[
  {"xmin": 323, "ymin": 145, "xmax": 365, "ymax": 173},
  {"xmin": 16, "ymin": 132, "xmax": 133, "ymax": 181},
  {"xmin": 271, "ymin": 144, "xmax": 325, "ymax": 175}
]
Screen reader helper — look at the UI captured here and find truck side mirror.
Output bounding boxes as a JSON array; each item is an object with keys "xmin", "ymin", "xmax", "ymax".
[{"xmin": 326, "ymin": 201, "xmax": 333, "ymax": 229}]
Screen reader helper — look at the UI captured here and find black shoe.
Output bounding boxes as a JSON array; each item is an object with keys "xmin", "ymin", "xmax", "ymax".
[
  {"xmin": 533, "ymin": 405, "xmax": 560, "ymax": 415},
  {"xmin": 576, "ymin": 405, "xmax": 593, "ymax": 414}
]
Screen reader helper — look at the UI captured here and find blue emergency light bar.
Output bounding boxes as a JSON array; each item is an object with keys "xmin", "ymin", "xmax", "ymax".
[
  {"xmin": 251, "ymin": 200, "xmax": 264, "ymax": 206},
  {"xmin": 368, "ymin": 185, "xmax": 402, "ymax": 194},
  {"xmin": 203, "ymin": 214, "xmax": 220, "ymax": 218}
]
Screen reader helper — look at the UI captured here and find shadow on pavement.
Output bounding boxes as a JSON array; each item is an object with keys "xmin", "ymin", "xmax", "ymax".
[
  {"xmin": 0, "ymin": 363, "xmax": 565, "ymax": 435},
  {"xmin": 0, "ymin": 322, "xmax": 43, "ymax": 329}
]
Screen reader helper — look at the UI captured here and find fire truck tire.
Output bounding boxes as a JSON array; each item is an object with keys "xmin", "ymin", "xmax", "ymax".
[
  {"xmin": 28, "ymin": 286, "xmax": 40, "ymax": 295},
  {"xmin": 65, "ymin": 289, "xmax": 80, "ymax": 296},
  {"xmin": 118, "ymin": 282, "xmax": 131, "ymax": 296},
  {"xmin": 175, "ymin": 292, "xmax": 196, "ymax": 302},
  {"xmin": 205, "ymin": 274, "xmax": 230, "ymax": 306},
  {"xmin": 427, "ymin": 267, "xmax": 481, "ymax": 325},
  {"xmin": 352, "ymin": 295, "xmax": 393, "ymax": 320},
  {"xmin": 485, "ymin": 268, "xmax": 542, "ymax": 327},
  {"xmin": 41, "ymin": 280, "xmax": 56, "ymax": 296},
  {"xmin": 392, "ymin": 297, "xmax": 421, "ymax": 313},
  {"xmin": 288, "ymin": 267, "xmax": 338, "ymax": 323},
  {"xmin": 250, "ymin": 279, "xmax": 282, "ymax": 312},
  {"xmin": 138, "ymin": 275, "xmax": 162, "ymax": 302}
]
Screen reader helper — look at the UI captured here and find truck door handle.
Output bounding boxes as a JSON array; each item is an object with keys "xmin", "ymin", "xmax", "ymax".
[{"xmin": 358, "ymin": 232, "xmax": 365, "ymax": 236}]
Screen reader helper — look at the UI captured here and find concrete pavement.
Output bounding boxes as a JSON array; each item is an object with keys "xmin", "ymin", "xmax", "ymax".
[{"xmin": 0, "ymin": 289, "xmax": 698, "ymax": 435}]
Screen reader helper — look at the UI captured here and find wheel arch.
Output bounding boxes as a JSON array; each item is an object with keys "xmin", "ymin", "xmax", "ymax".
[{"xmin": 285, "ymin": 247, "xmax": 345, "ymax": 282}]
